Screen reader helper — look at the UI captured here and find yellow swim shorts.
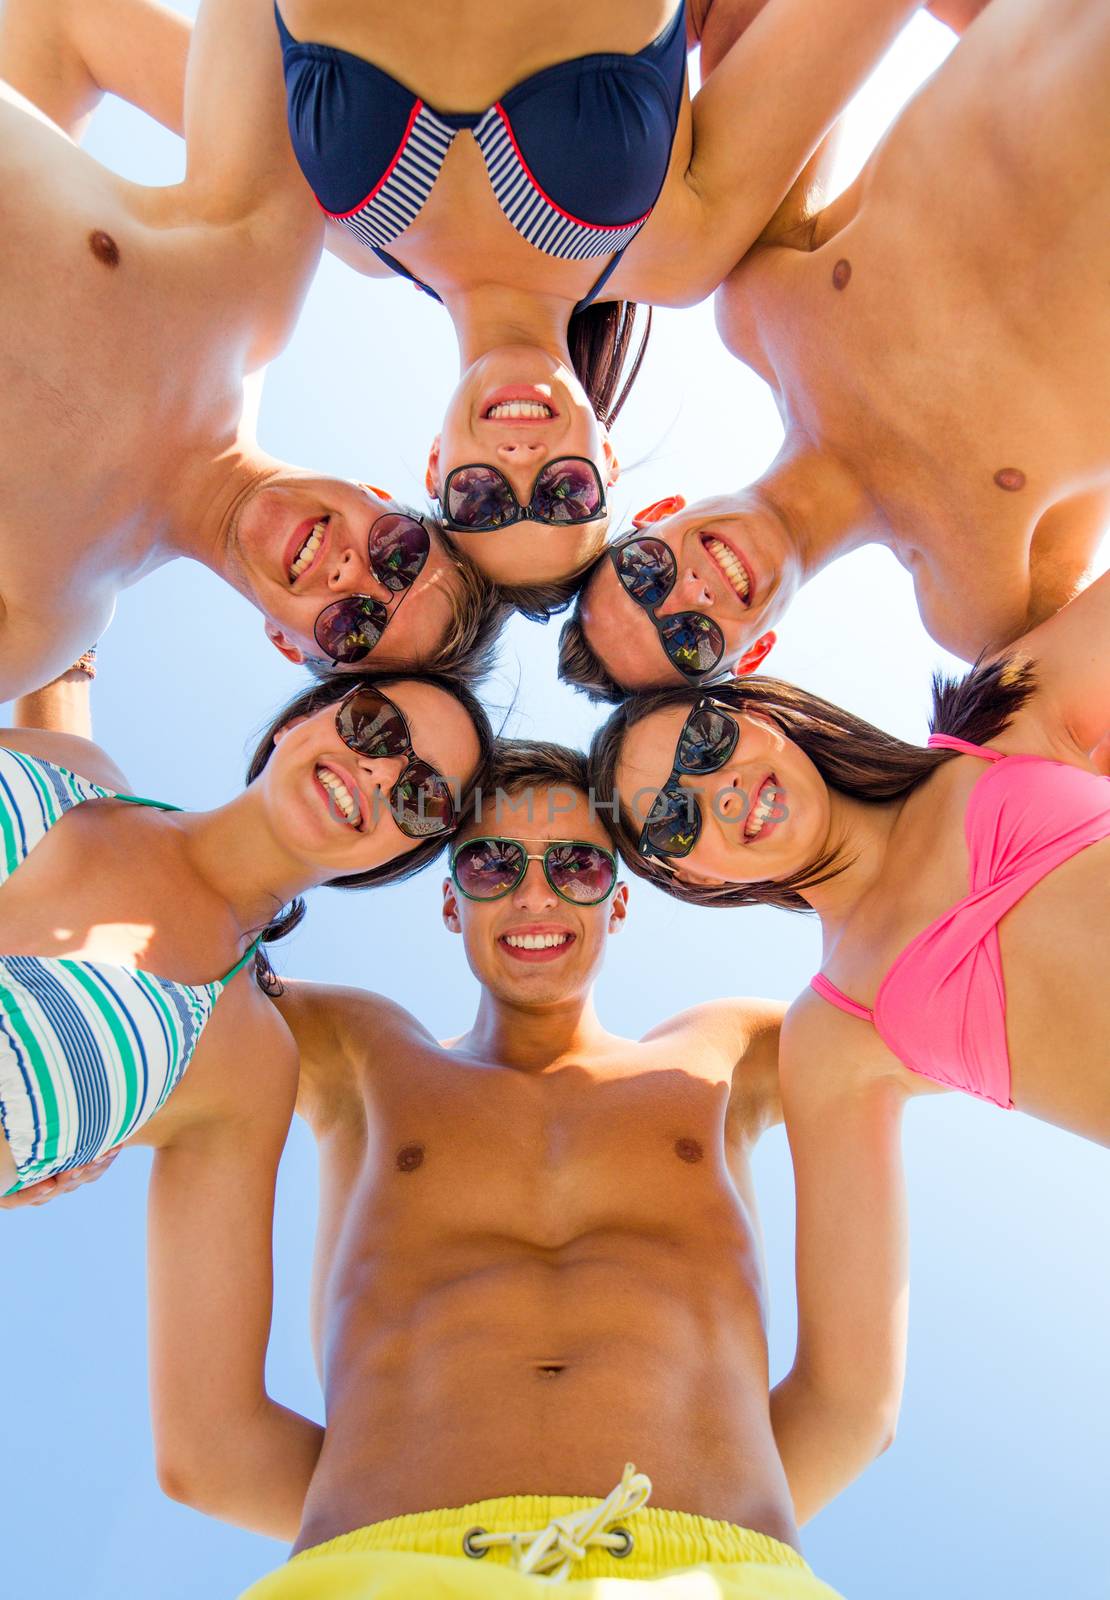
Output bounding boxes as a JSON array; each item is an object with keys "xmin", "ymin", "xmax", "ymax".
[{"xmin": 238, "ymin": 1494, "xmax": 845, "ymax": 1598}]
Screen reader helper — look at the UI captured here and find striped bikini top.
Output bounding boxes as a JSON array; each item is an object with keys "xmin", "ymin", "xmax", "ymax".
[
  {"xmin": 0, "ymin": 749, "xmax": 258, "ymax": 1188},
  {"xmin": 810, "ymin": 734, "xmax": 1110, "ymax": 1109},
  {"xmin": 275, "ymin": 4, "xmax": 687, "ymax": 311}
]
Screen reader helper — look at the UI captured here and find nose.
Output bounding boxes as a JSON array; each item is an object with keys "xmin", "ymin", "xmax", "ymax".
[
  {"xmin": 328, "ymin": 544, "xmax": 389, "ymax": 601},
  {"xmin": 714, "ymin": 775, "xmax": 748, "ymax": 822},
  {"xmin": 659, "ymin": 565, "xmax": 714, "ymax": 613},
  {"xmin": 512, "ymin": 858, "xmax": 558, "ymax": 911},
  {"xmin": 496, "ymin": 440, "xmax": 547, "ymax": 464},
  {"xmin": 357, "ymin": 755, "xmax": 407, "ymax": 808}
]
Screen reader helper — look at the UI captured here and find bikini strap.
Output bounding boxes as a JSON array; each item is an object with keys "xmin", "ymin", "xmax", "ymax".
[
  {"xmin": 810, "ymin": 972, "xmax": 874, "ymax": 1022},
  {"xmin": 927, "ymin": 734, "xmax": 1005, "ymax": 761},
  {"xmin": 371, "ymin": 246, "xmax": 444, "ymax": 303},
  {"xmin": 216, "ymin": 936, "xmax": 264, "ymax": 989},
  {"xmin": 574, "ymin": 245, "xmax": 633, "ymax": 314}
]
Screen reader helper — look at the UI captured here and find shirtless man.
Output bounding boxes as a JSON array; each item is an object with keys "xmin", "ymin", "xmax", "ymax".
[
  {"xmin": 148, "ymin": 740, "xmax": 903, "ymax": 1597},
  {"xmin": 0, "ymin": 0, "xmax": 506, "ymax": 701},
  {"xmin": 559, "ymin": 0, "xmax": 1110, "ymax": 700}
]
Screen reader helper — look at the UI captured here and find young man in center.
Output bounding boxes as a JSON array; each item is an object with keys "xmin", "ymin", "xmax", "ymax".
[{"xmin": 149, "ymin": 739, "xmax": 907, "ymax": 1597}]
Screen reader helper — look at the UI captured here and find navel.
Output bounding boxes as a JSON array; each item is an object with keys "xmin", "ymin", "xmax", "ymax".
[
  {"xmin": 674, "ymin": 1137, "xmax": 704, "ymax": 1164},
  {"xmin": 88, "ymin": 229, "xmax": 120, "ymax": 268},
  {"xmin": 395, "ymin": 1142, "xmax": 425, "ymax": 1172},
  {"xmin": 993, "ymin": 467, "xmax": 1026, "ymax": 493},
  {"xmin": 831, "ymin": 258, "xmax": 852, "ymax": 291}
]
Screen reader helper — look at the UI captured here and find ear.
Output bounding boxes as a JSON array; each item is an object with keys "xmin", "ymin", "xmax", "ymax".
[
  {"xmin": 359, "ymin": 482, "xmax": 393, "ymax": 502},
  {"xmin": 602, "ymin": 435, "xmax": 620, "ymax": 487},
  {"xmin": 442, "ymin": 877, "xmax": 462, "ymax": 934},
  {"xmin": 607, "ymin": 881, "xmax": 629, "ymax": 933},
  {"xmin": 264, "ymin": 620, "xmax": 307, "ymax": 666},
  {"xmin": 631, "ymin": 494, "xmax": 685, "ymax": 529},
  {"xmin": 733, "ymin": 631, "xmax": 776, "ymax": 677},
  {"xmin": 425, "ymin": 435, "xmax": 442, "ymax": 499},
  {"xmin": 272, "ymin": 714, "xmax": 309, "ymax": 745}
]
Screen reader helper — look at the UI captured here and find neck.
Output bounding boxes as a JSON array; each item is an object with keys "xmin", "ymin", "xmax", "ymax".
[
  {"xmin": 162, "ymin": 424, "xmax": 283, "ymax": 583},
  {"xmin": 173, "ymin": 791, "xmax": 327, "ymax": 941},
  {"xmin": 749, "ymin": 435, "xmax": 877, "ymax": 579},
  {"xmin": 459, "ymin": 986, "xmax": 613, "ymax": 1073},
  {"xmin": 442, "ymin": 283, "xmax": 575, "ymax": 373},
  {"xmin": 799, "ymin": 788, "xmax": 907, "ymax": 931}
]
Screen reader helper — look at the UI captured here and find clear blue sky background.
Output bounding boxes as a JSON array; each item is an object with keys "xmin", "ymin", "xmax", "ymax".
[{"xmin": 2, "ymin": 10, "xmax": 1109, "ymax": 1599}]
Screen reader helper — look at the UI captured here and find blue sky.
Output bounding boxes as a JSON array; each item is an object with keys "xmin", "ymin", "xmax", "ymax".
[{"xmin": 2, "ymin": 11, "xmax": 1109, "ymax": 1599}]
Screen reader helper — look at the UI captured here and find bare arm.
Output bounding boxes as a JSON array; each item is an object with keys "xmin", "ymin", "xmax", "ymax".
[
  {"xmin": 992, "ymin": 564, "xmax": 1110, "ymax": 758},
  {"xmin": 770, "ymin": 996, "xmax": 910, "ymax": 1524},
  {"xmin": 0, "ymin": 0, "xmax": 189, "ymax": 139},
  {"xmin": 642, "ymin": 0, "xmax": 920, "ymax": 304},
  {"xmin": 148, "ymin": 995, "xmax": 324, "ymax": 1539}
]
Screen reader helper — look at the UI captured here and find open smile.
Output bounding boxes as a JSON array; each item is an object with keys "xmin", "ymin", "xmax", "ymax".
[
  {"xmin": 480, "ymin": 386, "xmax": 558, "ymax": 424},
  {"xmin": 498, "ymin": 928, "xmax": 576, "ymax": 962},
  {"xmin": 286, "ymin": 515, "xmax": 331, "ymax": 584},
  {"xmin": 313, "ymin": 761, "xmax": 366, "ymax": 832},
  {"xmin": 742, "ymin": 773, "xmax": 783, "ymax": 844},
  {"xmin": 702, "ymin": 532, "xmax": 754, "ymax": 606}
]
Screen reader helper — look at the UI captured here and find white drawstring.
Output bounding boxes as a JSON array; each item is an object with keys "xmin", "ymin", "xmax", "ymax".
[{"xmin": 464, "ymin": 1463, "xmax": 653, "ymax": 1582}]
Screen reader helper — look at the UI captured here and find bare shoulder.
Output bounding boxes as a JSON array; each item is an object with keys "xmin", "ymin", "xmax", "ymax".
[
  {"xmin": 645, "ymin": 995, "xmax": 786, "ymax": 1129},
  {"xmin": 780, "ymin": 988, "xmax": 921, "ymax": 1108},
  {"xmin": 0, "ymin": 727, "xmax": 131, "ymax": 792},
  {"xmin": 273, "ymin": 979, "xmax": 433, "ymax": 1050}
]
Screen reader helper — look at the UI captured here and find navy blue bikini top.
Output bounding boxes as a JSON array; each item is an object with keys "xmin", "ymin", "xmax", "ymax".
[{"xmin": 275, "ymin": 5, "xmax": 686, "ymax": 311}]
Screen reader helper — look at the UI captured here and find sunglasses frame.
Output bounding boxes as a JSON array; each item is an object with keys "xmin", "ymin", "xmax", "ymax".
[
  {"xmin": 636, "ymin": 697, "xmax": 741, "ymax": 866},
  {"xmin": 313, "ymin": 512, "xmax": 431, "ymax": 665},
  {"xmin": 450, "ymin": 835, "xmax": 619, "ymax": 906},
  {"xmin": 440, "ymin": 457, "xmax": 607, "ymax": 532},
  {"xmin": 334, "ymin": 686, "xmax": 458, "ymax": 839},
  {"xmin": 609, "ymin": 534, "xmax": 727, "ymax": 683}
]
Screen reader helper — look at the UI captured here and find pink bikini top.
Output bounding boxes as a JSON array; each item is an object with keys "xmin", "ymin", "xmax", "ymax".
[{"xmin": 810, "ymin": 734, "xmax": 1110, "ymax": 1108}]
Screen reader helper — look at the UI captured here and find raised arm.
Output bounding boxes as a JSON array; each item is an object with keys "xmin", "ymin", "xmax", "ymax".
[
  {"xmin": 641, "ymin": 0, "xmax": 920, "ymax": 304},
  {"xmin": 0, "ymin": 668, "xmax": 132, "ymax": 790},
  {"xmin": 770, "ymin": 995, "xmax": 910, "ymax": 1525},
  {"xmin": 0, "ymin": 0, "xmax": 189, "ymax": 139},
  {"xmin": 147, "ymin": 993, "xmax": 324, "ymax": 1539}
]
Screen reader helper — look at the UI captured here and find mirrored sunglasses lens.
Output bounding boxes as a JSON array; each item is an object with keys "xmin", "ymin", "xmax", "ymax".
[
  {"xmin": 546, "ymin": 843, "xmax": 615, "ymax": 903},
  {"xmin": 531, "ymin": 460, "xmax": 603, "ymax": 524},
  {"xmin": 659, "ymin": 612, "xmax": 725, "ymax": 677},
  {"xmin": 445, "ymin": 467, "xmax": 518, "ymax": 529},
  {"xmin": 678, "ymin": 707, "xmax": 738, "ymax": 773},
  {"xmin": 368, "ymin": 514, "xmax": 430, "ymax": 591},
  {"xmin": 643, "ymin": 787, "xmax": 700, "ymax": 857},
  {"xmin": 315, "ymin": 597, "xmax": 389, "ymax": 663},
  {"xmin": 335, "ymin": 691, "xmax": 409, "ymax": 757},
  {"xmin": 394, "ymin": 762, "xmax": 456, "ymax": 838},
  {"xmin": 453, "ymin": 838, "xmax": 526, "ymax": 898},
  {"xmin": 615, "ymin": 538, "xmax": 673, "ymax": 607}
]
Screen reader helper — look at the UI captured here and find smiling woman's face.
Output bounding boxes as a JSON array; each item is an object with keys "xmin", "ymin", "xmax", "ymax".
[
  {"xmin": 429, "ymin": 346, "xmax": 618, "ymax": 585},
  {"xmin": 261, "ymin": 680, "xmax": 481, "ymax": 877},
  {"xmin": 615, "ymin": 701, "xmax": 832, "ymax": 889}
]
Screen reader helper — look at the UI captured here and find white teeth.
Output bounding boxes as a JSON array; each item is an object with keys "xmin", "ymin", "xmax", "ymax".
[
  {"xmin": 315, "ymin": 765, "xmax": 360, "ymax": 827},
  {"xmin": 705, "ymin": 536, "xmax": 750, "ymax": 601},
  {"xmin": 504, "ymin": 932, "xmax": 571, "ymax": 950},
  {"xmin": 744, "ymin": 781, "xmax": 780, "ymax": 840},
  {"xmin": 486, "ymin": 401, "xmax": 553, "ymax": 420},
  {"xmin": 289, "ymin": 520, "xmax": 327, "ymax": 580}
]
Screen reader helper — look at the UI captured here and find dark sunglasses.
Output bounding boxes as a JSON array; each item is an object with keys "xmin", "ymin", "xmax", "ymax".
[
  {"xmin": 610, "ymin": 535, "xmax": 725, "ymax": 681},
  {"xmin": 314, "ymin": 513, "xmax": 430, "ymax": 664},
  {"xmin": 637, "ymin": 699, "xmax": 740, "ymax": 863},
  {"xmin": 451, "ymin": 836, "xmax": 618, "ymax": 905},
  {"xmin": 334, "ymin": 687, "xmax": 458, "ymax": 839},
  {"xmin": 442, "ymin": 458, "xmax": 606, "ymax": 531}
]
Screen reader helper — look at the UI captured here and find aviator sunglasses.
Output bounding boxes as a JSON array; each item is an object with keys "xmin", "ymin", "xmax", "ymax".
[
  {"xmin": 314, "ymin": 513, "xmax": 430, "ymax": 664},
  {"xmin": 638, "ymin": 699, "xmax": 740, "ymax": 863},
  {"xmin": 451, "ymin": 837, "xmax": 618, "ymax": 905},
  {"xmin": 441, "ymin": 458, "xmax": 606, "ymax": 531},
  {"xmin": 332, "ymin": 686, "xmax": 458, "ymax": 838},
  {"xmin": 610, "ymin": 535, "xmax": 726, "ymax": 681}
]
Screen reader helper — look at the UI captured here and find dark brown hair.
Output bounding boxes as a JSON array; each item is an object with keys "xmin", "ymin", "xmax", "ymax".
[
  {"xmin": 245, "ymin": 669, "xmax": 496, "ymax": 989},
  {"xmin": 588, "ymin": 657, "xmax": 1038, "ymax": 912},
  {"xmin": 308, "ymin": 522, "xmax": 512, "ymax": 690},
  {"xmin": 568, "ymin": 302, "xmax": 652, "ymax": 428},
  {"xmin": 460, "ymin": 737, "xmax": 593, "ymax": 842},
  {"xmin": 557, "ymin": 589, "xmax": 626, "ymax": 703}
]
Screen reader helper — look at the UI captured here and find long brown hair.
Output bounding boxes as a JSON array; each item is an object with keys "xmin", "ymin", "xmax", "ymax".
[
  {"xmin": 588, "ymin": 658, "xmax": 1037, "ymax": 912},
  {"xmin": 568, "ymin": 301, "xmax": 652, "ymax": 427},
  {"xmin": 244, "ymin": 670, "xmax": 496, "ymax": 988}
]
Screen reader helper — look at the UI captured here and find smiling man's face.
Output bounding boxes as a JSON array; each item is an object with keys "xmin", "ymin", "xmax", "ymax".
[
  {"xmin": 229, "ymin": 476, "xmax": 462, "ymax": 670},
  {"xmin": 580, "ymin": 494, "xmax": 799, "ymax": 692}
]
